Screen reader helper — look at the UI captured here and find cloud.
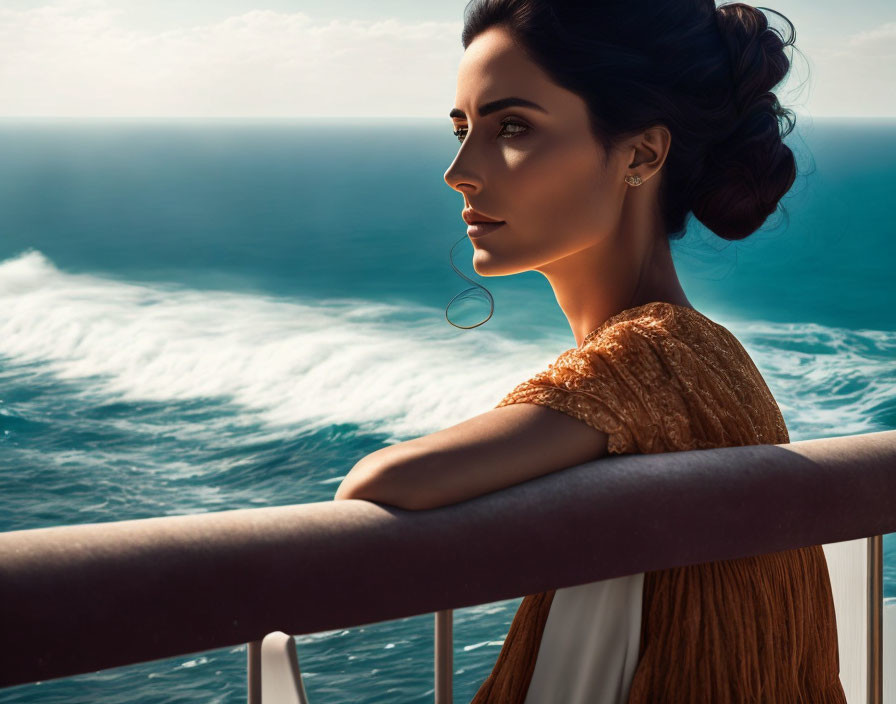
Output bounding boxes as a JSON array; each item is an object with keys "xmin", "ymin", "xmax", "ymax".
[
  {"xmin": 1, "ymin": 3, "xmax": 891, "ymax": 117},
  {"xmin": 844, "ymin": 21, "xmax": 896, "ymax": 54},
  {"xmin": 796, "ymin": 22, "xmax": 896, "ymax": 117},
  {"xmin": 0, "ymin": 3, "xmax": 464, "ymax": 117}
]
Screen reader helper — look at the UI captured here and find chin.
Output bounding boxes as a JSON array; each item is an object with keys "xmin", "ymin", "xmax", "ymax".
[{"xmin": 471, "ymin": 249, "xmax": 521, "ymax": 277}]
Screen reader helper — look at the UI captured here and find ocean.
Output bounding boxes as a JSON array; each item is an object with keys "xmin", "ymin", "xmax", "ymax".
[{"xmin": 0, "ymin": 116, "xmax": 893, "ymax": 702}]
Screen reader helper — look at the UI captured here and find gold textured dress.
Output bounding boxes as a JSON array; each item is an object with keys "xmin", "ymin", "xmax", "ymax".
[{"xmin": 470, "ymin": 302, "xmax": 847, "ymax": 704}]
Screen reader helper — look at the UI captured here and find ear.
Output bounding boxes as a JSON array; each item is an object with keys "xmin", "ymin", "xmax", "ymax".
[{"xmin": 627, "ymin": 124, "xmax": 671, "ymax": 184}]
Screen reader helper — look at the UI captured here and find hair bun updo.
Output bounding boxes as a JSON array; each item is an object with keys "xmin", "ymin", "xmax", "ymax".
[{"xmin": 691, "ymin": 3, "xmax": 799, "ymax": 240}]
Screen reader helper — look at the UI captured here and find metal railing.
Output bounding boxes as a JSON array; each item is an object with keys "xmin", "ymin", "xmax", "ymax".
[{"xmin": 1, "ymin": 429, "xmax": 894, "ymax": 701}]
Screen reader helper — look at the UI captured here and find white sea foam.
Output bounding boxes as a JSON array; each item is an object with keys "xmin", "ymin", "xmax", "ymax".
[
  {"xmin": 1, "ymin": 249, "xmax": 892, "ymax": 445},
  {"xmin": 0, "ymin": 249, "xmax": 548, "ymax": 444},
  {"xmin": 729, "ymin": 320, "xmax": 896, "ymax": 441}
]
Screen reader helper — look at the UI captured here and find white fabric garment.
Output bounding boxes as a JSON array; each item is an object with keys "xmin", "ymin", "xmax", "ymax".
[{"xmin": 522, "ymin": 572, "xmax": 644, "ymax": 704}]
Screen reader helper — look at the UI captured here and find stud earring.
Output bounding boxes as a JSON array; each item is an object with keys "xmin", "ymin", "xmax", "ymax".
[{"xmin": 624, "ymin": 174, "xmax": 643, "ymax": 186}]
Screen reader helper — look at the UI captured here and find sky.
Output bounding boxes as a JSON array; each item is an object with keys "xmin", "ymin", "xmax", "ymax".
[{"xmin": 0, "ymin": 0, "xmax": 893, "ymax": 118}]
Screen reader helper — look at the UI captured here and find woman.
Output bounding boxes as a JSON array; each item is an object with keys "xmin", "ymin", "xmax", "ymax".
[{"xmin": 337, "ymin": 0, "xmax": 847, "ymax": 701}]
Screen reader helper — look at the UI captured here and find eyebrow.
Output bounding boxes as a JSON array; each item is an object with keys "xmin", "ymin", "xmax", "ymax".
[{"xmin": 449, "ymin": 96, "xmax": 548, "ymax": 119}]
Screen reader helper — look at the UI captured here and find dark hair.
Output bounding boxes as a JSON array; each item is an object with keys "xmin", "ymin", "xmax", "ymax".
[{"xmin": 460, "ymin": 0, "xmax": 804, "ymax": 241}]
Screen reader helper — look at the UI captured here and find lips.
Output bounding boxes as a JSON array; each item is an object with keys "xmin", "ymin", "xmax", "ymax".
[
  {"xmin": 462, "ymin": 207, "xmax": 504, "ymax": 226},
  {"xmin": 466, "ymin": 221, "xmax": 505, "ymax": 238}
]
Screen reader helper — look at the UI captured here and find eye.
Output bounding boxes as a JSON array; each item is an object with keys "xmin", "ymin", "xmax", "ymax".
[{"xmin": 452, "ymin": 118, "xmax": 530, "ymax": 143}]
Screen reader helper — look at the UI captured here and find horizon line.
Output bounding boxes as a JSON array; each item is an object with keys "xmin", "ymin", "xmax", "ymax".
[{"xmin": 1, "ymin": 113, "xmax": 895, "ymax": 121}]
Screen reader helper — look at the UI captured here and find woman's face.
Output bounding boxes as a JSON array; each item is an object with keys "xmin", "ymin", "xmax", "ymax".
[{"xmin": 444, "ymin": 25, "xmax": 632, "ymax": 277}]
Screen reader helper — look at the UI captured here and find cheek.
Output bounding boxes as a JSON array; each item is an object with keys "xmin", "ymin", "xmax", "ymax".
[{"xmin": 511, "ymin": 138, "xmax": 617, "ymax": 255}]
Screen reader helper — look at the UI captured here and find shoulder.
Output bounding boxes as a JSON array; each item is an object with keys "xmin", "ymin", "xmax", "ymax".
[
  {"xmin": 494, "ymin": 304, "xmax": 694, "ymax": 455},
  {"xmin": 582, "ymin": 301, "xmax": 715, "ymax": 350},
  {"xmin": 497, "ymin": 302, "xmax": 788, "ymax": 453},
  {"xmin": 574, "ymin": 301, "xmax": 756, "ymax": 378},
  {"xmin": 527, "ymin": 302, "xmax": 703, "ymax": 389},
  {"xmin": 591, "ymin": 302, "xmax": 789, "ymax": 447}
]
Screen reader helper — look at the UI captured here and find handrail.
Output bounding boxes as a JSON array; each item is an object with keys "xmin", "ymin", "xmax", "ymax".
[{"xmin": 0, "ymin": 429, "xmax": 894, "ymax": 689}]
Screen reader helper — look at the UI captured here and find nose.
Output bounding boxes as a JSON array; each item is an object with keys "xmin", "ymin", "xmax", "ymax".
[
  {"xmin": 444, "ymin": 169, "xmax": 482, "ymax": 195},
  {"xmin": 444, "ymin": 150, "xmax": 483, "ymax": 194}
]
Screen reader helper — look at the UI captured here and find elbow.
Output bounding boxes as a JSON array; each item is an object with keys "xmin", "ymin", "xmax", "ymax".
[
  {"xmin": 332, "ymin": 481, "xmax": 359, "ymax": 502},
  {"xmin": 333, "ymin": 461, "xmax": 426, "ymax": 510},
  {"xmin": 333, "ymin": 464, "xmax": 377, "ymax": 502}
]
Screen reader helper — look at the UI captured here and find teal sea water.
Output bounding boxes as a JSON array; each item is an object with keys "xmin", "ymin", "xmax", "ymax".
[{"xmin": 0, "ymin": 117, "xmax": 893, "ymax": 702}]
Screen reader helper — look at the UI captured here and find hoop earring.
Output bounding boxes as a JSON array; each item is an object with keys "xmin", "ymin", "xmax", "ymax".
[{"xmin": 624, "ymin": 174, "xmax": 643, "ymax": 186}]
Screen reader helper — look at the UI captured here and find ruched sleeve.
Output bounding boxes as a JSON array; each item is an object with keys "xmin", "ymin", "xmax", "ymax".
[{"xmin": 493, "ymin": 302, "xmax": 789, "ymax": 456}]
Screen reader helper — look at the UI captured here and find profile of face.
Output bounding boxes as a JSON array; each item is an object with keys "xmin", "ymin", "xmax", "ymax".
[{"xmin": 444, "ymin": 25, "xmax": 660, "ymax": 280}]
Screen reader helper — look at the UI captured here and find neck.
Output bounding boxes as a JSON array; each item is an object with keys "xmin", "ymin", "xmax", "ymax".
[{"xmin": 538, "ymin": 232, "xmax": 692, "ymax": 349}]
